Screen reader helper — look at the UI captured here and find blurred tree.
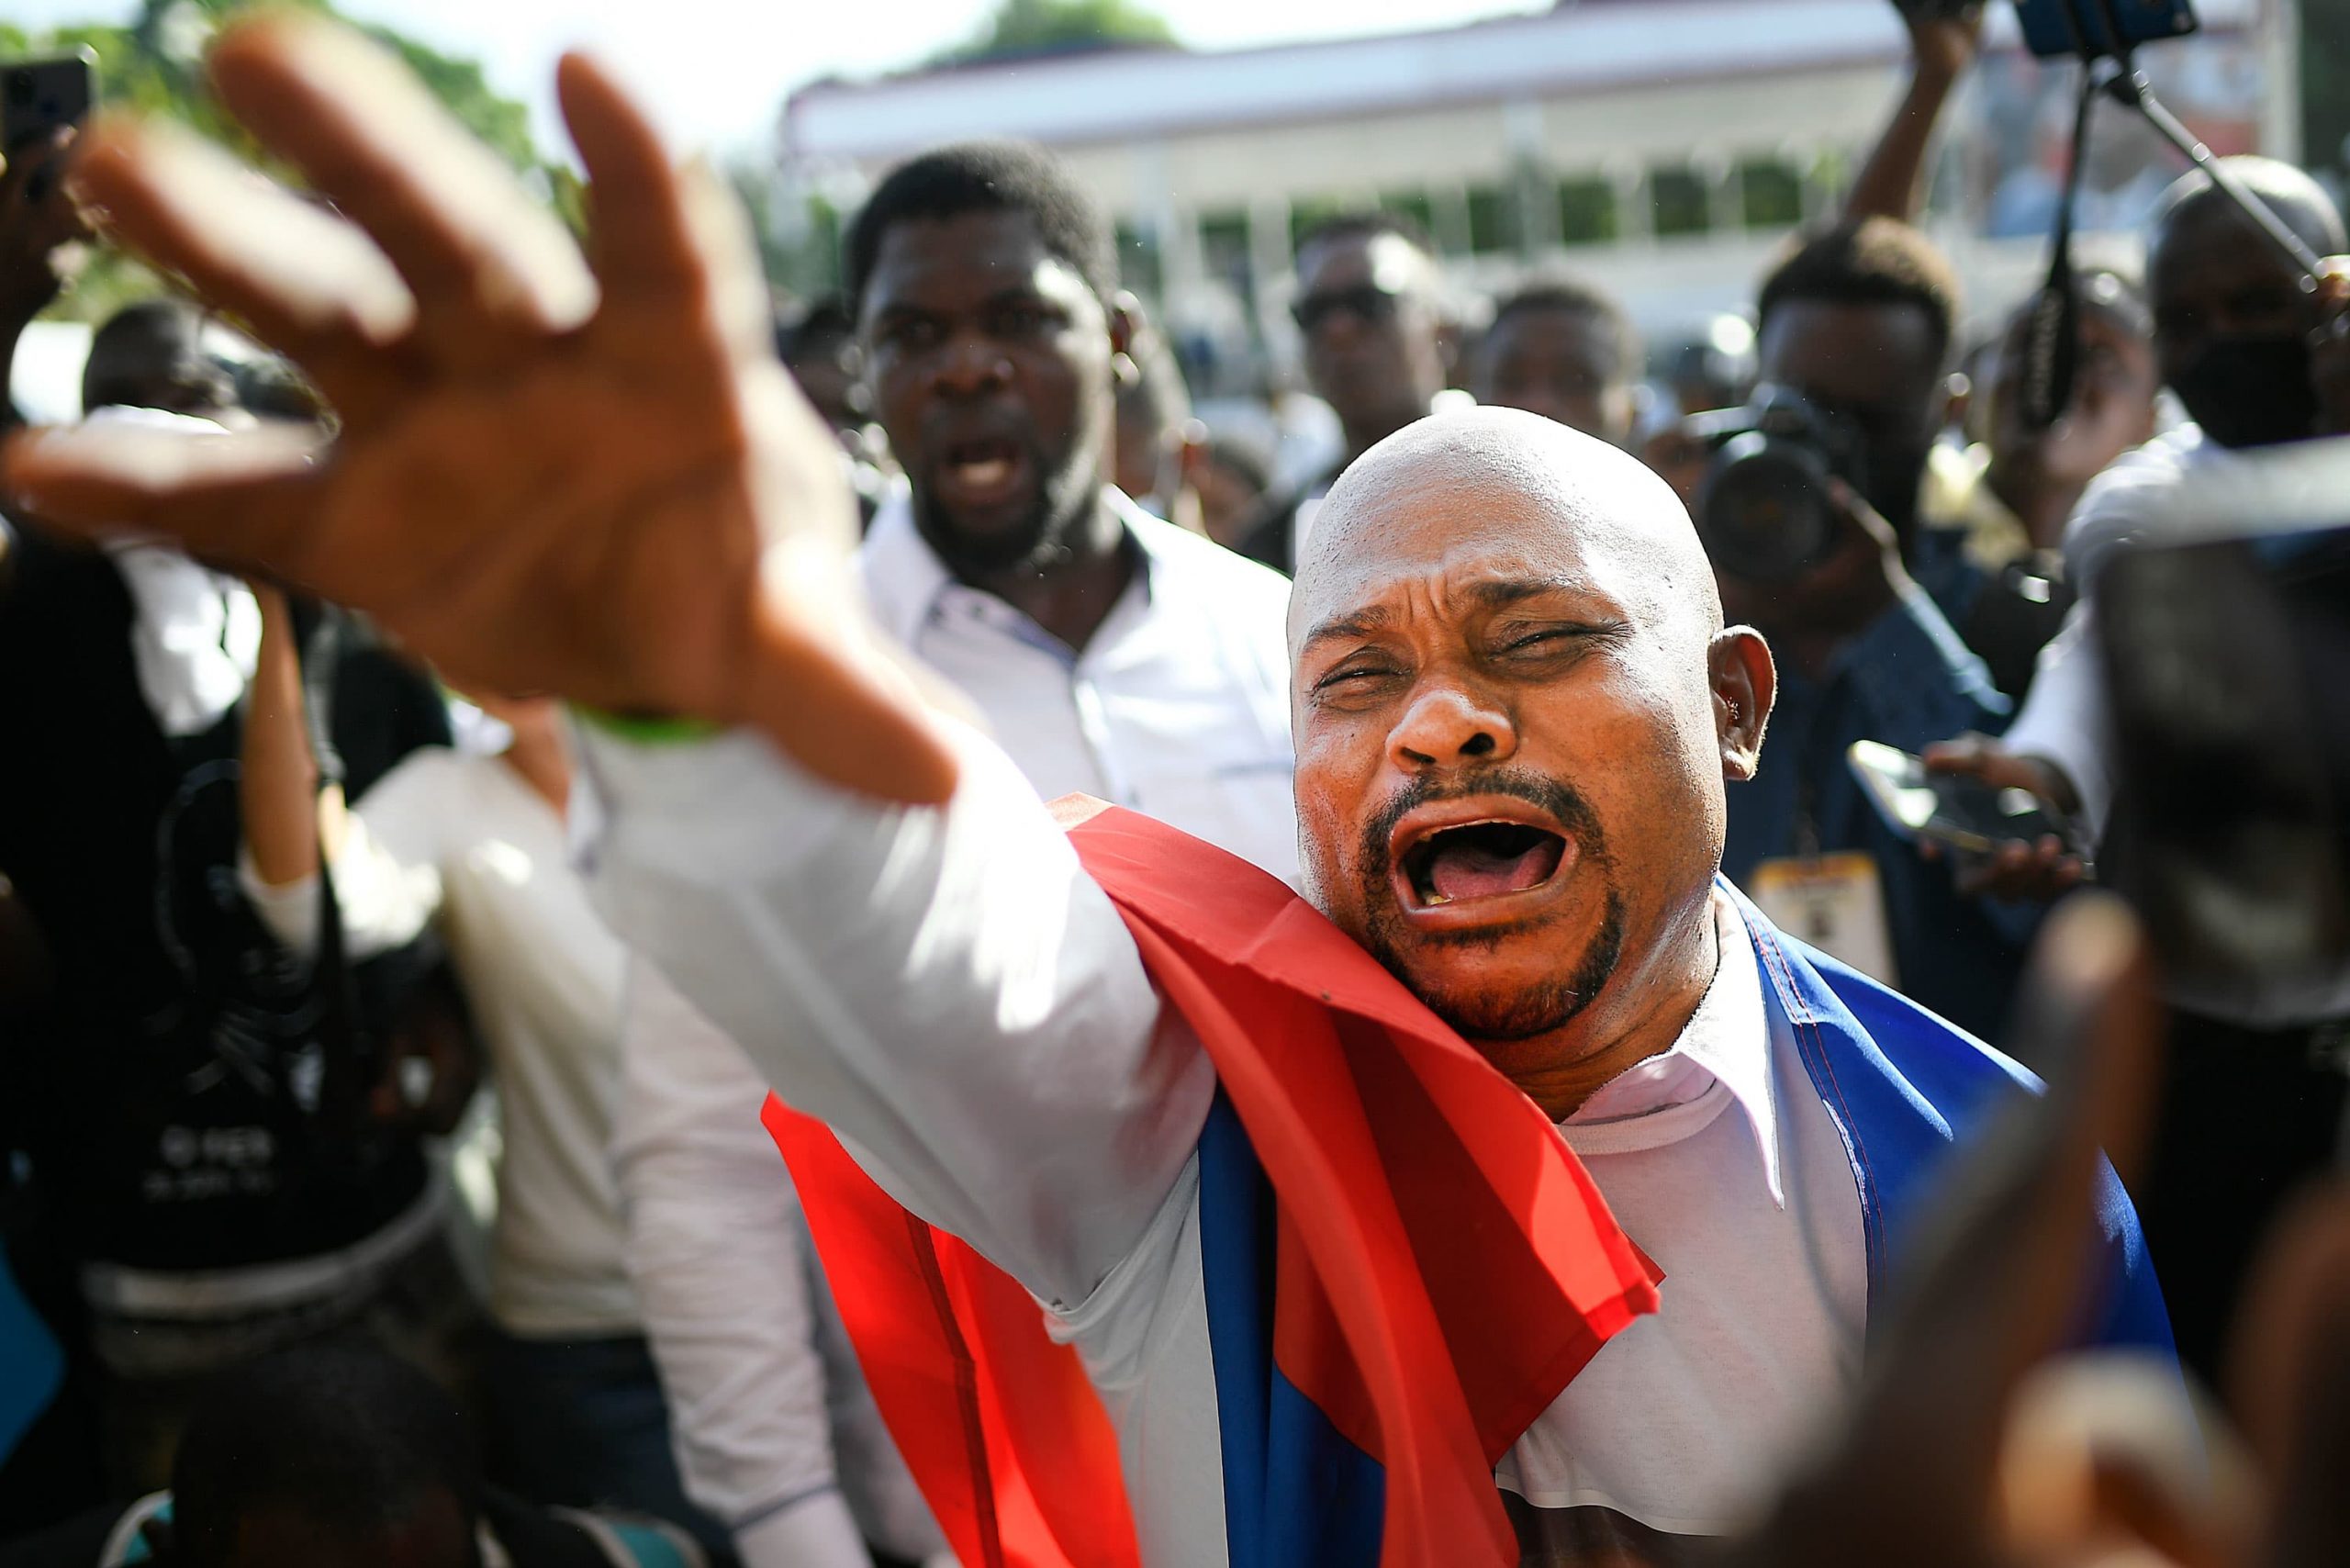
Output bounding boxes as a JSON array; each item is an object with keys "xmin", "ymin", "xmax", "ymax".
[
  {"xmin": 2307, "ymin": 0, "xmax": 2349, "ymax": 182},
  {"xmin": 927, "ymin": 0, "xmax": 1177, "ymax": 67},
  {"xmin": 7, "ymin": 0, "xmax": 543, "ymax": 319}
]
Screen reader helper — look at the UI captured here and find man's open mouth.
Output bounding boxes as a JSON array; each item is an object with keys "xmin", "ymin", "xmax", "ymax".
[
  {"xmin": 934, "ymin": 437, "xmax": 1030, "ymax": 507},
  {"xmin": 1396, "ymin": 819, "xmax": 1572, "ymax": 909}
]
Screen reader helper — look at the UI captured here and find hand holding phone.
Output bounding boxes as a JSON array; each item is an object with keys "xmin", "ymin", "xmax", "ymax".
[
  {"xmin": 0, "ymin": 53, "xmax": 95, "ymax": 331},
  {"xmin": 1852, "ymin": 738, "xmax": 2091, "ymax": 901},
  {"xmin": 3, "ymin": 52, "xmax": 95, "ymax": 155}
]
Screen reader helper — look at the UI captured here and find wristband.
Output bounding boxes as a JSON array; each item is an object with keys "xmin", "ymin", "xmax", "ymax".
[{"xmin": 569, "ymin": 704, "xmax": 721, "ymax": 746}]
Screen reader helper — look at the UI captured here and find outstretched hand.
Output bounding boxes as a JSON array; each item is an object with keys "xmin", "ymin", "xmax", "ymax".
[{"xmin": 0, "ymin": 17, "xmax": 957, "ymax": 806}]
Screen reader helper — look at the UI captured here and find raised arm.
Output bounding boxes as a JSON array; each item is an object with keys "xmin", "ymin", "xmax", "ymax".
[
  {"xmin": 239, "ymin": 583, "xmax": 330, "ymax": 889},
  {"xmin": 0, "ymin": 129, "xmax": 86, "ymax": 436},
  {"xmin": 235, "ymin": 582, "xmax": 443, "ymax": 960},
  {"xmin": 0, "ymin": 16, "xmax": 952, "ymax": 807},
  {"xmin": 1845, "ymin": 3, "xmax": 1984, "ymax": 224},
  {"xmin": 0, "ymin": 15, "xmax": 1196, "ymax": 1305},
  {"xmin": 584, "ymin": 717, "xmax": 1201, "ymax": 1307}
]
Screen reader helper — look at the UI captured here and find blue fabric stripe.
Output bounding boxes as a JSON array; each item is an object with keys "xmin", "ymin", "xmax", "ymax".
[
  {"xmin": 1197, "ymin": 1094, "xmax": 1385, "ymax": 1568},
  {"xmin": 0, "ymin": 1248, "xmax": 61, "ymax": 1464},
  {"xmin": 1725, "ymin": 876, "xmax": 2177, "ymax": 1361}
]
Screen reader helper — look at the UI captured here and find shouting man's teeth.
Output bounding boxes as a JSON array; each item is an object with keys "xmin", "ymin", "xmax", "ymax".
[{"xmin": 956, "ymin": 458, "xmax": 1011, "ymax": 487}]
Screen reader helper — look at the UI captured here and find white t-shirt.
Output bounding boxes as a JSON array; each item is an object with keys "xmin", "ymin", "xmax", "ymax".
[
  {"xmin": 2007, "ymin": 426, "xmax": 2350, "ymax": 1025},
  {"xmin": 246, "ymin": 747, "xmax": 636, "ymax": 1337}
]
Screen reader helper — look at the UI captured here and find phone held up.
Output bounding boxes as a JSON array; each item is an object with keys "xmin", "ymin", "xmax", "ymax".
[
  {"xmin": 1847, "ymin": 740, "xmax": 2086, "ymax": 864},
  {"xmin": 2011, "ymin": 0, "xmax": 2197, "ymax": 60},
  {"xmin": 3, "ymin": 50, "xmax": 95, "ymax": 200}
]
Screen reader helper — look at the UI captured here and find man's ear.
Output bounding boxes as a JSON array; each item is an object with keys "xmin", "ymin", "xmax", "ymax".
[
  {"xmin": 1711, "ymin": 626, "xmax": 1774, "ymax": 781},
  {"xmin": 1108, "ymin": 290, "xmax": 1141, "ymax": 362}
]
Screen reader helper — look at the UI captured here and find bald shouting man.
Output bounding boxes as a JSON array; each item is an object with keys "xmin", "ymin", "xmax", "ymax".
[{"xmin": 3, "ymin": 20, "xmax": 2170, "ymax": 1568}]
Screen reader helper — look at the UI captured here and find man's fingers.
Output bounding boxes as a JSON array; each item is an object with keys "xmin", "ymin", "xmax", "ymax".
[
  {"xmin": 559, "ymin": 54, "xmax": 773, "ymax": 370},
  {"xmin": 2225, "ymin": 1189, "xmax": 2350, "ymax": 1568},
  {"xmin": 557, "ymin": 53, "xmax": 696, "ymax": 299},
  {"xmin": 67, "ymin": 117, "xmax": 416, "ymax": 417},
  {"xmin": 1922, "ymin": 734, "xmax": 1994, "ymax": 775},
  {"xmin": 2, "ymin": 422, "xmax": 324, "ymax": 577},
  {"xmin": 207, "ymin": 16, "xmax": 597, "ymax": 372},
  {"xmin": 1803, "ymin": 899, "xmax": 2155, "ymax": 1522}
]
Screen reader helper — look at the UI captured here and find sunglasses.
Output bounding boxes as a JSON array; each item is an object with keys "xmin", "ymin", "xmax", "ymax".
[{"xmin": 1292, "ymin": 284, "xmax": 1405, "ymax": 335}]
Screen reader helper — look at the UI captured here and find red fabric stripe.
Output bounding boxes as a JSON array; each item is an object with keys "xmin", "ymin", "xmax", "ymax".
[{"xmin": 771, "ymin": 800, "xmax": 1660, "ymax": 1568}]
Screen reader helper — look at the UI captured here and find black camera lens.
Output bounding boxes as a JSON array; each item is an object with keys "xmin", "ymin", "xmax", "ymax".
[{"xmin": 1697, "ymin": 431, "xmax": 1839, "ymax": 584}]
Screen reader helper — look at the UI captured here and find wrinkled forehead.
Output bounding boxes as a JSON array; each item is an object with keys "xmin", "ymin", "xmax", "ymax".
[{"xmin": 1288, "ymin": 468, "xmax": 1635, "ymax": 647}]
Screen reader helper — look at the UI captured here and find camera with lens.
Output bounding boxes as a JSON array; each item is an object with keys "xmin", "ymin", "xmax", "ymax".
[{"xmin": 1684, "ymin": 386, "xmax": 1872, "ymax": 584}]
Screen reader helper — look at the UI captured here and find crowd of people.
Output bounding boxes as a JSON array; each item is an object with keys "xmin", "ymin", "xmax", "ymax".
[{"xmin": 0, "ymin": 4, "xmax": 2346, "ymax": 1566}]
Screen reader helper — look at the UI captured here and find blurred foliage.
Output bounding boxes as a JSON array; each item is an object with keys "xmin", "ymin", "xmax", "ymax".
[
  {"xmin": 2308, "ymin": 0, "xmax": 2348, "ymax": 181},
  {"xmin": 6, "ymin": 0, "xmax": 543, "ymax": 321},
  {"xmin": 926, "ymin": 0, "xmax": 1176, "ymax": 68}
]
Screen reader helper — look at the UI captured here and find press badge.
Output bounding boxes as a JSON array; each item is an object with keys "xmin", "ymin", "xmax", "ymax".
[{"xmin": 1747, "ymin": 853, "xmax": 1898, "ymax": 987}]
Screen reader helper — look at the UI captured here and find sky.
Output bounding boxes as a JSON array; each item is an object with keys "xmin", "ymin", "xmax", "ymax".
[{"xmin": 15, "ymin": 0, "xmax": 1550, "ymax": 159}]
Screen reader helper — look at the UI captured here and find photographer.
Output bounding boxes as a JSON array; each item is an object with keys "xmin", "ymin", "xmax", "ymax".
[
  {"xmin": 1927, "ymin": 156, "xmax": 2350, "ymax": 1377},
  {"xmin": 1707, "ymin": 218, "xmax": 2031, "ymax": 1042}
]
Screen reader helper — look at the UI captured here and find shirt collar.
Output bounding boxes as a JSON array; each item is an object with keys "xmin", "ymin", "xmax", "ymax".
[
  {"xmin": 856, "ymin": 484, "xmax": 1169, "ymax": 650},
  {"xmin": 1561, "ymin": 890, "xmax": 1785, "ymax": 1206}
]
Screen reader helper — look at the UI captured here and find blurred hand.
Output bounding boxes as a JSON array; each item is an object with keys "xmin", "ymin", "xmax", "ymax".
[
  {"xmin": 0, "ymin": 16, "xmax": 956, "ymax": 805},
  {"xmin": 1733, "ymin": 894, "xmax": 2167, "ymax": 1568},
  {"xmin": 2311, "ymin": 256, "xmax": 2350, "ymax": 439},
  {"xmin": 369, "ymin": 965, "xmax": 479, "ymax": 1137},
  {"xmin": 1900, "ymin": 1, "xmax": 1986, "ymax": 84},
  {"xmin": 1741, "ymin": 893, "xmax": 2350, "ymax": 1568},
  {"xmin": 1920, "ymin": 734, "xmax": 2087, "ymax": 902},
  {"xmin": 0, "ymin": 127, "xmax": 90, "ymax": 330}
]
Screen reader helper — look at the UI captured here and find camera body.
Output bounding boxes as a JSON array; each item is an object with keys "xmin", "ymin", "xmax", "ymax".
[{"xmin": 1685, "ymin": 385, "xmax": 1872, "ymax": 584}]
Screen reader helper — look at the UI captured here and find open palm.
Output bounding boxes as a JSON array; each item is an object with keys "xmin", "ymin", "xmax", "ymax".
[{"xmin": 1, "ymin": 16, "xmax": 955, "ymax": 804}]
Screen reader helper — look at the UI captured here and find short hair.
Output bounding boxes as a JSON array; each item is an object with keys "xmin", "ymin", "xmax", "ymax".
[
  {"xmin": 2150, "ymin": 153, "xmax": 2347, "ymax": 258},
  {"xmin": 844, "ymin": 141, "xmax": 1116, "ymax": 315},
  {"xmin": 1294, "ymin": 209, "xmax": 1438, "ymax": 267},
  {"xmin": 172, "ymin": 1348, "xmax": 481, "ymax": 1568},
  {"xmin": 1199, "ymin": 431, "xmax": 1272, "ymax": 495},
  {"xmin": 1486, "ymin": 275, "xmax": 1644, "ymax": 380},
  {"xmin": 1756, "ymin": 217, "xmax": 1961, "ymax": 367},
  {"xmin": 777, "ymin": 295, "xmax": 856, "ymax": 363},
  {"xmin": 82, "ymin": 298, "xmax": 212, "ymax": 411}
]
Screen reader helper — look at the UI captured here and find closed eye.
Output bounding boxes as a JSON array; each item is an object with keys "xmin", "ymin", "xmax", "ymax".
[{"xmin": 1498, "ymin": 624, "xmax": 1606, "ymax": 655}]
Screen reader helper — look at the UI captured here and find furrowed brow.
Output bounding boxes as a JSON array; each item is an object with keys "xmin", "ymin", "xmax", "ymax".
[
  {"xmin": 1463, "ymin": 576, "xmax": 1584, "ymax": 611},
  {"xmin": 1301, "ymin": 605, "xmax": 1393, "ymax": 653}
]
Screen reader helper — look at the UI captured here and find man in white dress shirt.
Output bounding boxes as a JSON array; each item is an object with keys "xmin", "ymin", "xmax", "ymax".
[{"xmin": 612, "ymin": 141, "xmax": 1295, "ymax": 1568}]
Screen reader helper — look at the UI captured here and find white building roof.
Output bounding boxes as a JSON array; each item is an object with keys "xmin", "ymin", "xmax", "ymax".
[{"xmin": 783, "ymin": 0, "xmax": 2255, "ymax": 163}]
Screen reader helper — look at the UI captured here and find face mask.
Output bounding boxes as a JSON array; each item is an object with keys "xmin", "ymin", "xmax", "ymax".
[{"xmin": 2170, "ymin": 333, "xmax": 2319, "ymax": 449}]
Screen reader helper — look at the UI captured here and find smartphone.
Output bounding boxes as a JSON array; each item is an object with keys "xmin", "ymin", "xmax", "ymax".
[
  {"xmin": 1848, "ymin": 740, "xmax": 2080, "ymax": 857},
  {"xmin": 2, "ymin": 50, "xmax": 96, "ymax": 153},
  {"xmin": 2013, "ymin": 0, "xmax": 2198, "ymax": 62}
]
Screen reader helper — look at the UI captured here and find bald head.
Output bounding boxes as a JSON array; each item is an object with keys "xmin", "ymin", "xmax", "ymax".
[
  {"xmin": 1292, "ymin": 408, "xmax": 1721, "ymax": 656},
  {"xmin": 1281, "ymin": 406, "xmax": 1775, "ymax": 1099},
  {"xmin": 2150, "ymin": 155, "xmax": 2345, "ymax": 262},
  {"xmin": 2144, "ymin": 156, "xmax": 2344, "ymax": 448}
]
